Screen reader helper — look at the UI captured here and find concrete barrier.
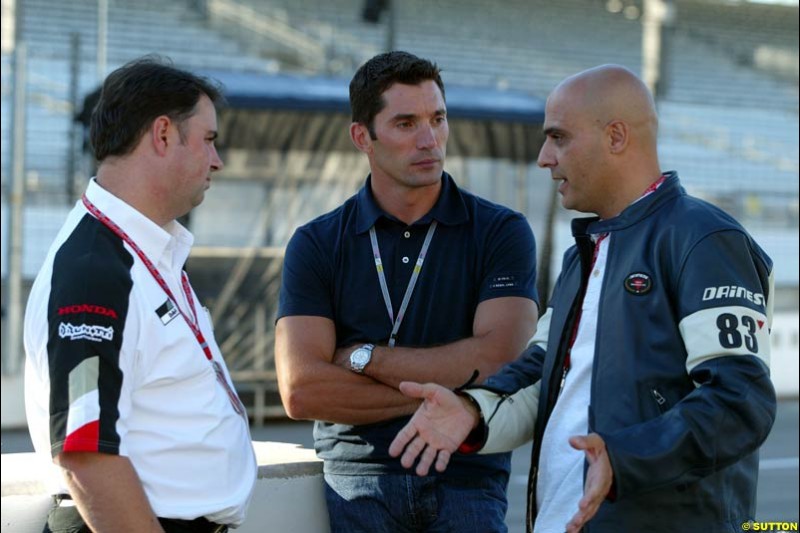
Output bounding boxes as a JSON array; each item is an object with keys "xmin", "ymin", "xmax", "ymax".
[{"xmin": 0, "ymin": 442, "xmax": 330, "ymax": 533}]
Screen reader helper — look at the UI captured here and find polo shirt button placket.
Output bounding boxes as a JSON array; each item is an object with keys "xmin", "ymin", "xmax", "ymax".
[{"xmin": 397, "ymin": 227, "xmax": 414, "ymax": 270}]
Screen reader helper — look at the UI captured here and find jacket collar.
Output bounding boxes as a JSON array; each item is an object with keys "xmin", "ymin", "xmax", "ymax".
[
  {"xmin": 355, "ymin": 171, "xmax": 470, "ymax": 234},
  {"xmin": 571, "ymin": 171, "xmax": 682, "ymax": 238}
]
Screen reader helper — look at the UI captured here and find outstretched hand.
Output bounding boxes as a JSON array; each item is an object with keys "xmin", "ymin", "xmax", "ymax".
[
  {"xmin": 388, "ymin": 381, "xmax": 479, "ymax": 476},
  {"xmin": 565, "ymin": 433, "xmax": 614, "ymax": 533}
]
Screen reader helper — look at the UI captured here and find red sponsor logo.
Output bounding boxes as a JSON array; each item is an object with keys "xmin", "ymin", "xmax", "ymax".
[{"xmin": 58, "ymin": 304, "xmax": 118, "ymax": 320}]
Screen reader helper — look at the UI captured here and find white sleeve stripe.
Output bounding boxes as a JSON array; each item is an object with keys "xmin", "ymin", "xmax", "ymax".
[
  {"xmin": 468, "ymin": 382, "xmax": 540, "ymax": 455},
  {"xmin": 680, "ymin": 305, "xmax": 771, "ymax": 374},
  {"xmin": 527, "ymin": 308, "xmax": 552, "ymax": 352},
  {"xmin": 66, "ymin": 389, "xmax": 101, "ymax": 436},
  {"xmin": 766, "ymin": 269, "xmax": 775, "ymax": 330},
  {"xmin": 68, "ymin": 356, "xmax": 99, "ymax": 403}
]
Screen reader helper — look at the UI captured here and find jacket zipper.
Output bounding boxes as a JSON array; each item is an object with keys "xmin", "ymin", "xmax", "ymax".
[{"xmin": 651, "ymin": 388, "xmax": 667, "ymax": 413}]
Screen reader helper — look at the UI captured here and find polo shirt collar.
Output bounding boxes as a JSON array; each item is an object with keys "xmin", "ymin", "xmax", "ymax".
[
  {"xmin": 84, "ymin": 178, "xmax": 194, "ymax": 270},
  {"xmin": 354, "ymin": 171, "xmax": 470, "ymax": 234}
]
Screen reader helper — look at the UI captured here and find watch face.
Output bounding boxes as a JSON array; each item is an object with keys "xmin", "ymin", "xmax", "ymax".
[{"xmin": 352, "ymin": 349, "xmax": 369, "ymax": 367}]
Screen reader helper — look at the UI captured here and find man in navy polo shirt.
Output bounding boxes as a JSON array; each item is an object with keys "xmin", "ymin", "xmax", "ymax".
[{"xmin": 275, "ymin": 51, "xmax": 539, "ymax": 532}]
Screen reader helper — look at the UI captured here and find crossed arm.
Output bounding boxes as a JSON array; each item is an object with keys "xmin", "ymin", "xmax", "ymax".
[{"xmin": 274, "ymin": 296, "xmax": 537, "ymax": 425}]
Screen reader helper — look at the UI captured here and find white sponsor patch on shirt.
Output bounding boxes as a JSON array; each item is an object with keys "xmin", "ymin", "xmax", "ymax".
[
  {"xmin": 155, "ymin": 299, "xmax": 180, "ymax": 325},
  {"xmin": 58, "ymin": 323, "xmax": 114, "ymax": 342}
]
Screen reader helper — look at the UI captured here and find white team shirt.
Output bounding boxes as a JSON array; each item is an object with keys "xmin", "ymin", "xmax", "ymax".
[{"xmin": 24, "ymin": 179, "xmax": 256, "ymax": 525}]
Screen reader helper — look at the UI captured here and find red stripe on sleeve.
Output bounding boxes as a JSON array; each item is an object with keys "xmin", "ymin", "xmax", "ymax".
[{"xmin": 62, "ymin": 420, "xmax": 100, "ymax": 452}]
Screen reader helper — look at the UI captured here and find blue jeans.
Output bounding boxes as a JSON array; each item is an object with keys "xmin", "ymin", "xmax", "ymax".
[{"xmin": 324, "ymin": 472, "xmax": 509, "ymax": 533}]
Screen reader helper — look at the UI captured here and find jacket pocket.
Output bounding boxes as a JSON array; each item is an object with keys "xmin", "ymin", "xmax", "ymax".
[{"xmin": 641, "ymin": 378, "xmax": 694, "ymax": 420}]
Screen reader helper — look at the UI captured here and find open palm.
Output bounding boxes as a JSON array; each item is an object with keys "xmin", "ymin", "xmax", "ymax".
[{"xmin": 389, "ymin": 381, "xmax": 478, "ymax": 476}]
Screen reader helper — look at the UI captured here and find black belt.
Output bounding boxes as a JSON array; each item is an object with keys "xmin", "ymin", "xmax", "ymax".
[
  {"xmin": 52, "ymin": 495, "xmax": 228, "ymax": 533},
  {"xmin": 159, "ymin": 517, "xmax": 228, "ymax": 533}
]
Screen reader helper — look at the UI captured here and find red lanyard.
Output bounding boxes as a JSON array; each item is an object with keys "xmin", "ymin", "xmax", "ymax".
[
  {"xmin": 642, "ymin": 174, "xmax": 666, "ymax": 197},
  {"xmin": 82, "ymin": 195, "xmax": 212, "ymax": 361},
  {"xmin": 81, "ymin": 194, "xmax": 246, "ymax": 417}
]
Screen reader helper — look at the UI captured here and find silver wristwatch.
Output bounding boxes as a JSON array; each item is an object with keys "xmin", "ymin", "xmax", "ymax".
[{"xmin": 349, "ymin": 344, "xmax": 375, "ymax": 374}]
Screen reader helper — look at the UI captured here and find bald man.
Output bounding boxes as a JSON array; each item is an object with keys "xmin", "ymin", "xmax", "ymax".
[{"xmin": 389, "ymin": 65, "xmax": 776, "ymax": 532}]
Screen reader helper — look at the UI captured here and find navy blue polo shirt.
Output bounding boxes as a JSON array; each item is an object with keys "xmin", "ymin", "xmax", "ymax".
[{"xmin": 278, "ymin": 172, "xmax": 538, "ymax": 476}]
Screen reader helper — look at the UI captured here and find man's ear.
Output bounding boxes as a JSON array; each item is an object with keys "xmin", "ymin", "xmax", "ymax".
[
  {"xmin": 606, "ymin": 119, "xmax": 629, "ymax": 154},
  {"xmin": 151, "ymin": 116, "xmax": 172, "ymax": 156},
  {"xmin": 350, "ymin": 122, "xmax": 373, "ymax": 154}
]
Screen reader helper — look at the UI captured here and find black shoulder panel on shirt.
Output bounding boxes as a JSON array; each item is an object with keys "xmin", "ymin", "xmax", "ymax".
[{"xmin": 47, "ymin": 214, "xmax": 134, "ymax": 453}]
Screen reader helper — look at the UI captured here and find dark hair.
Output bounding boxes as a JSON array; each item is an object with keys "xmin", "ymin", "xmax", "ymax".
[
  {"xmin": 89, "ymin": 56, "xmax": 223, "ymax": 162},
  {"xmin": 349, "ymin": 51, "xmax": 445, "ymax": 139}
]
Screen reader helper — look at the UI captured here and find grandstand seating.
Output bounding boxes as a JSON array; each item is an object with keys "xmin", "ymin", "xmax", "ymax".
[
  {"xmin": 671, "ymin": 0, "xmax": 798, "ymax": 81},
  {"xmin": 1, "ymin": 0, "xmax": 277, "ymax": 201},
  {"xmin": 1, "ymin": 0, "xmax": 797, "ymax": 403},
  {"xmin": 4, "ymin": 0, "xmax": 797, "ymax": 195},
  {"xmin": 220, "ymin": 0, "xmax": 798, "ymax": 215},
  {"xmin": 1, "ymin": 0, "xmax": 797, "ymax": 274},
  {"xmin": 231, "ymin": 0, "xmax": 797, "ymax": 106}
]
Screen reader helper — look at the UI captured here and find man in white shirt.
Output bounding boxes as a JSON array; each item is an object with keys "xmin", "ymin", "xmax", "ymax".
[{"xmin": 24, "ymin": 57, "xmax": 256, "ymax": 533}]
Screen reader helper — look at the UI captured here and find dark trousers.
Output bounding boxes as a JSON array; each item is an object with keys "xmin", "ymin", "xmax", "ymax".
[{"xmin": 44, "ymin": 499, "xmax": 228, "ymax": 533}]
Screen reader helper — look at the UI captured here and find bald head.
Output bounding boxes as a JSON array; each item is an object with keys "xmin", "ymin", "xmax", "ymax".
[
  {"xmin": 552, "ymin": 64, "xmax": 658, "ymax": 147},
  {"xmin": 538, "ymin": 65, "xmax": 663, "ymax": 219}
]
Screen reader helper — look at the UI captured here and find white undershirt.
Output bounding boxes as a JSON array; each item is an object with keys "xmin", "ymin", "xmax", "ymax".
[{"xmin": 535, "ymin": 234, "xmax": 609, "ymax": 533}]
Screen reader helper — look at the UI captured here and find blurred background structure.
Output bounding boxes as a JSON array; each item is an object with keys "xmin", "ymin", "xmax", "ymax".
[{"xmin": 1, "ymin": 0, "xmax": 798, "ymax": 427}]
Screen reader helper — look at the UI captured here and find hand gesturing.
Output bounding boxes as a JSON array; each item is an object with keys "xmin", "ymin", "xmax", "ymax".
[
  {"xmin": 389, "ymin": 381, "xmax": 479, "ymax": 476},
  {"xmin": 565, "ymin": 433, "xmax": 614, "ymax": 533}
]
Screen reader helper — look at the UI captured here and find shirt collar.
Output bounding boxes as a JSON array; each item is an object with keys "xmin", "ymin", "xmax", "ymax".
[
  {"xmin": 354, "ymin": 171, "xmax": 470, "ymax": 234},
  {"xmin": 84, "ymin": 178, "xmax": 194, "ymax": 270}
]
